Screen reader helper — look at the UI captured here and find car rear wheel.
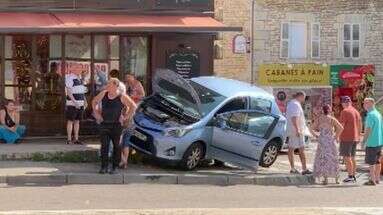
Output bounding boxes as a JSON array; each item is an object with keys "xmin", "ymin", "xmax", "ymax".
[
  {"xmin": 259, "ymin": 141, "xmax": 280, "ymax": 168},
  {"xmin": 180, "ymin": 142, "xmax": 204, "ymax": 170}
]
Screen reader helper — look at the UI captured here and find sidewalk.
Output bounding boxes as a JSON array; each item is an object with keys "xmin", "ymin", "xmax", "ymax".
[
  {"xmin": 0, "ymin": 141, "xmax": 372, "ymax": 187},
  {"xmin": 0, "ymin": 160, "xmax": 315, "ymax": 186}
]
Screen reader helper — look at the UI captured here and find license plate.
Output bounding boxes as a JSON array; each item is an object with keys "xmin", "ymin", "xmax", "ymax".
[{"xmin": 133, "ymin": 130, "xmax": 147, "ymax": 142}]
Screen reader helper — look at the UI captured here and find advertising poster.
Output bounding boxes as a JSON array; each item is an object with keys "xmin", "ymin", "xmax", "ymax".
[
  {"xmin": 258, "ymin": 64, "xmax": 330, "ymax": 86},
  {"xmin": 330, "ymin": 65, "xmax": 375, "ymax": 117},
  {"xmin": 273, "ymin": 87, "xmax": 332, "ymax": 125}
]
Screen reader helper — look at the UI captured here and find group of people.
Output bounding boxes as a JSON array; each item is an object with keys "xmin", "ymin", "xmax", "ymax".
[
  {"xmin": 286, "ymin": 92, "xmax": 382, "ymax": 186},
  {"xmin": 65, "ymin": 68, "xmax": 144, "ymax": 174}
]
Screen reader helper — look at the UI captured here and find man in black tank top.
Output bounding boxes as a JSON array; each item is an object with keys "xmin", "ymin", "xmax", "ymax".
[{"xmin": 92, "ymin": 78, "xmax": 137, "ymax": 174}]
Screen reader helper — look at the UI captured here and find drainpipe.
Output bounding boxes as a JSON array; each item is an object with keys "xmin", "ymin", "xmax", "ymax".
[{"xmin": 250, "ymin": 0, "xmax": 256, "ymax": 85}]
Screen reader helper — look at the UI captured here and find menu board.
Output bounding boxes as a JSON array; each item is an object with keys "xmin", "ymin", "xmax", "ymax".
[{"xmin": 166, "ymin": 50, "xmax": 200, "ymax": 79}]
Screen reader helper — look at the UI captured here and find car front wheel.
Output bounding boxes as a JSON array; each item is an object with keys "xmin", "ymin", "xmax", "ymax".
[
  {"xmin": 259, "ymin": 141, "xmax": 280, "ymax": 168},
  {"xmin": 180, "ymin": 142, "xmax": 204, "ymax": 170}
]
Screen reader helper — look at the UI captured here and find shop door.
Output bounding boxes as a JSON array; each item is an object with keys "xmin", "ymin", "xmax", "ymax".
[{"xmin": 3, "ymin": 35, "xmax": 65, "ymax": 136}]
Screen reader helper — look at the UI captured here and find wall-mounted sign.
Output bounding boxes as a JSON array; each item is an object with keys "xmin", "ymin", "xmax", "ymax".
[
  {"xmin": 258, "ymin": 64, "xmax": 330, "ymax": 86},
  {"xmin": 232, "ymin": 34, "xmax": 248, "ymax": 54},
  {"xmin": 166, "ymin": 50, "xmax": 200, "ymax": 79}
]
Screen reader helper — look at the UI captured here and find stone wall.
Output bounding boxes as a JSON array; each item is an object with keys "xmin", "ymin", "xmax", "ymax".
[
  {"xmin": 213, "ymin": 0, "xmax": 251, "ymax": 82},
  {"xmin": 215, "ymin": 0, "xmax": 383, "ymax": 97}
]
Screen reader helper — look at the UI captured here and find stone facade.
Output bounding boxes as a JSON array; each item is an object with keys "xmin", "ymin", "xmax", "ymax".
[
  {"xmin": 214, "ymin": 0, "xmax": 251, "ymax": 82},
  {"xmin": 215, "ymin": 0, "xmax": 383, "ymax": 97}
]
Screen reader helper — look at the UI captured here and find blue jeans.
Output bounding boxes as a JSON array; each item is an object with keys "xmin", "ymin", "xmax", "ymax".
[{"xmin": 0, "ymin": 125, "xmax": 26, "ymax": 144}]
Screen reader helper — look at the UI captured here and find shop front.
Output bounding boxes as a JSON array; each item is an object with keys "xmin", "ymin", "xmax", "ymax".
[
  {"xmin": 0, "ymin": 12, "xmax": 239, "ymax": 136},
  {"xmin": 258, "ymin": 63, "xmax": 376, "ymax": 125},
  {"xmin": 258, "ymin": 63, "xmax": 332, "ymax": 126}
]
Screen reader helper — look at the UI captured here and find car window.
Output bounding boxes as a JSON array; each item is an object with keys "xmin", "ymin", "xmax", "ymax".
[
  {"xmin": 250, "ymin": 98, "xmax": 272, "ymax": 113},
  {"xmin": 226, "ymin": 112, "xmax": 248, "ymax": 131},
  {"xmin": 216, "ymin": 97, "xmax": 248, "ymax": 114},
  {"xmin": 245, "ymin": 112, "xmax": 276, "ymax": 138}
]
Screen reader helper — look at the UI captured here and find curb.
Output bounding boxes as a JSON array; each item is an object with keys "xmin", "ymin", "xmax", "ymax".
[
  {"xmin": 0, "ymin": 150, "xmax": 99, "ymax": 163},
  {"xmin": 2, "ymin": 172, "xmax": 314, "ymax": 186}
]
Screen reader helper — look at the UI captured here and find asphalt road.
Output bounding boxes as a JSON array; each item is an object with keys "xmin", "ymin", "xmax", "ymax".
[{"xmin": 0, "ymin": 184, "xmax": 382, "ymax": 212}]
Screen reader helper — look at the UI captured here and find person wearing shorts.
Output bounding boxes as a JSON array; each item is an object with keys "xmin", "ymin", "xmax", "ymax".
[
  {"xmin": 65, "ymin": 70, "xmax": 87, "ymax": 145},
  {"xmin": 362, "ymin": 98, "xmax": 383, "ymax": 186},
  {"xmin": 339, "ymin": 96, "xmax": 362, "ymax": 183},
  {"xmin": 286, "ymin": 91, "xmax": 311, "ymax": 175}
]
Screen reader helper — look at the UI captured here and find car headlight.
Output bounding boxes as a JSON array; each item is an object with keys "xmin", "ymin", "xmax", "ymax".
[{"xmin": 163, "ymin": 126, "xmax": 192, "ymax": 137}]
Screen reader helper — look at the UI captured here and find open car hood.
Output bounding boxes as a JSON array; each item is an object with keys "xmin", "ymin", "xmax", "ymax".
[{"xmin": 152, "ymin": 69, "xmax": 202, "ymax": 117}]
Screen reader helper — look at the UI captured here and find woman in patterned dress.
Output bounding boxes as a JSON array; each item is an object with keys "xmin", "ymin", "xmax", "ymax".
[{"xmin": 310, "ymin": 105, "xmax": 344, "ymax": 185}]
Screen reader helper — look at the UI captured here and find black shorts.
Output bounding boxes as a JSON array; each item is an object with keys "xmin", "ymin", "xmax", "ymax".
[
  {"xmin": 365, "ymin": 146, "xmax": 382, "ymax": 165},
  {"xmin": 339, "ymin": 142, "xmax": 357, "ymax": 157},
  {"xmin": 65, "ymin": 106, "xmax": 84, "ymax": 121}
]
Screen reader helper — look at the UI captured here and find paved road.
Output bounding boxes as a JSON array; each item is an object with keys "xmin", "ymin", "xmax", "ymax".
[{"xmin": 0, "ymin": 184, "xmax": 382, "ymax": 212}]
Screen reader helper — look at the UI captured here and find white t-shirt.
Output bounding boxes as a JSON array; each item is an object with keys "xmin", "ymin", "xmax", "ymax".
[
  {"xmin": 65, "ymin": 73, "xmax": 87, "ymax": 106},
  {"xmin": 286, "ymin": 99, "xmax": 306, "ymax": 137}
]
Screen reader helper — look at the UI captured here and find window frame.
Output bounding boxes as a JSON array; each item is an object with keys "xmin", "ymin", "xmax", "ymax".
[
  {"xmin": 311, "ymin": 23, "xmax": 320, "ymax": 59},
  {"xmin": 280, "ymin": 22, "xmax": 307, "ymax": 59},
  {"xmin": 249, "ymin": 97, "xmax": 272, "ymax": 113},
  {"xmin": 343, "ymin": 23, "xmax": 360, "ymax": 59},
  {"xmin": 280, "ymin": 22, "xmax": 290, "ymax": 59}
]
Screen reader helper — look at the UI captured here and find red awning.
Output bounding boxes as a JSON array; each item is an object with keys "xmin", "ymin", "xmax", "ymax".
[{"xmin": 0, "ymin": 12, "xmax": 241, "ymax": 33}]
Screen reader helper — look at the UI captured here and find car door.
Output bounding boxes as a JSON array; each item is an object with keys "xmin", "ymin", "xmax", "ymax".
[{"xmin": 210, "ymin": 110, "xmax": 279, "ymax": 170}]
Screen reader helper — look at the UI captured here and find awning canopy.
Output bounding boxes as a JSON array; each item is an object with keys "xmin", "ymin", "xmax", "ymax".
[{"xmin": 0, "ymin": 12, "xmax": 241, "ymax": 33}]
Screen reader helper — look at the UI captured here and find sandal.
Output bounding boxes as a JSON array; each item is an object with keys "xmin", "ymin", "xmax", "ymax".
[
  {"xmin": 66, "ymin": 140, "xmax": 72, "ymax": 145},
  {"xmin": 364, "ymin": 180, "xmax": 376, "ymax": 186}
]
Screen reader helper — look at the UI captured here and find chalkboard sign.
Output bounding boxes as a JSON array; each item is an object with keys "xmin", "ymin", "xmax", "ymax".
[{"xmin": 166, "ymin": 50, "xmax": 200, "ymax": 79}]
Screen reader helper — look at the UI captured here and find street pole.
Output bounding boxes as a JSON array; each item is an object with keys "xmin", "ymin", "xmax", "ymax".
[{"xmin": 250, "ymin": 0, "xmax": 255, "ymax": 85}]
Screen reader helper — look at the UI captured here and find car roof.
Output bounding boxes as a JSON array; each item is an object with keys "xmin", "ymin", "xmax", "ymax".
[{"xmin": 190, "ymin": 76, "xmax": 274, "ymax": 99}]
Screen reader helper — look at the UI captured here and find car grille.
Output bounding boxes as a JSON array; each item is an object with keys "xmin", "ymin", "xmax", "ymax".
[{"xmin": 129, "ymin": 128, "xmax": 156, "ymax": 155}]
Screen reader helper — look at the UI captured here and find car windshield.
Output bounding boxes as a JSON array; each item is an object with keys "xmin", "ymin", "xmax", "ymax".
[
  {"xmin": 189, "ymin": 81, "xmax": 227, "ymax": 117},
  {"xmin": 157, "ymin": 78, "xmax": 226, "ymax": 118}
]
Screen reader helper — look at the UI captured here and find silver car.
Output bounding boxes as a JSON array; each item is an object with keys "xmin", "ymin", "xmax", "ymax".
[{"xmin": 128, "ymin": 69, "xmax": 287, "ymax": 171}]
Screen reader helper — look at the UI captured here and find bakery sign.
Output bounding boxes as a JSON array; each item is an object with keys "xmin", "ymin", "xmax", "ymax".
[{"xmin": 258, "ymin": 64, "xmax": 330, "ymax": 86}]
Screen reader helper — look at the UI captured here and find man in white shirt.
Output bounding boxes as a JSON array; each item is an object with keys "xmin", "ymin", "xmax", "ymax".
[
  {"xmin": 286, "ymin": 91, "xmax": 311, "ymax": 175},
  {"xmin": 65, "ymin": 69, "xmax": 87, "ymax": 145}
]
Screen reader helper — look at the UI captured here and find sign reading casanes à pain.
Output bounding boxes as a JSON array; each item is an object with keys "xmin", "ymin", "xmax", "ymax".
[{"xmin": 258, "ymin": 64, "xmax": 330, "ymax": 86}]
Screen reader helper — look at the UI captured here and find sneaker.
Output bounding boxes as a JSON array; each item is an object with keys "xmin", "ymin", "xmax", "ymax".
[
  {"xmin": 290, "ymin": 169, "xmax": 300, "ymax": 174},
  {"xmin": 99, "ymin": 168, "xmax": 108, "ymax": 174},
  {"xmin": 364, "ymin": 180, "xmax": 376, "ymax": 186},
  {"xmin": 343, "ymin": 176, "xmax": 356, "ymax": 183},
  {"xmin": 302, "ymin": 170, "xmax": 312, "ymax": 175}
]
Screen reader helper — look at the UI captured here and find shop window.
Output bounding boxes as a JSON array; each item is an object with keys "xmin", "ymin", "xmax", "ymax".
[
  {"xmin": 65, "ymin": 35, "xmax": 91, "ymax": 59},
  {"xmin": 4, "ymin": 36, "xmax": 33, "ymax": 109},
  {"xmin": 121, "ymin": 37, "xmax": 148, "ymax": 89},
  {"xmin": 49, "ymin": 35, "xmax": 62, "ymax": 58},
  {"xmin": 343, "ymin": 24, "xmax": 360, "ymax": 58},
  {"xmin": 93, "ymin": 35, "xmax": 120, "ymax": 94},
  {"xmin": 311, "ymin": 23, "xmax": 320, "ymax": 58},
  {"xmin": 280, "ymin": 22, "xmax": 307, "ymax": 59}
]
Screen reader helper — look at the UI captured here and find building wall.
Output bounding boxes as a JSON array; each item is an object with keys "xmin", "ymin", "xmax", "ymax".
[
  {"xmin": 216, "ymin": 0, "xmax": 383, "ymax": 97},
  {"xmin": 213, "ymin": 0, "xmax": 251, "ymax": 82}
]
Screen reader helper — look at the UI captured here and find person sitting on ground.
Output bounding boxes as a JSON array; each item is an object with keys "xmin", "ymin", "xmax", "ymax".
[{"xmin": 0, "ymin": 99, "xmax": 26, "ymax": 144}]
